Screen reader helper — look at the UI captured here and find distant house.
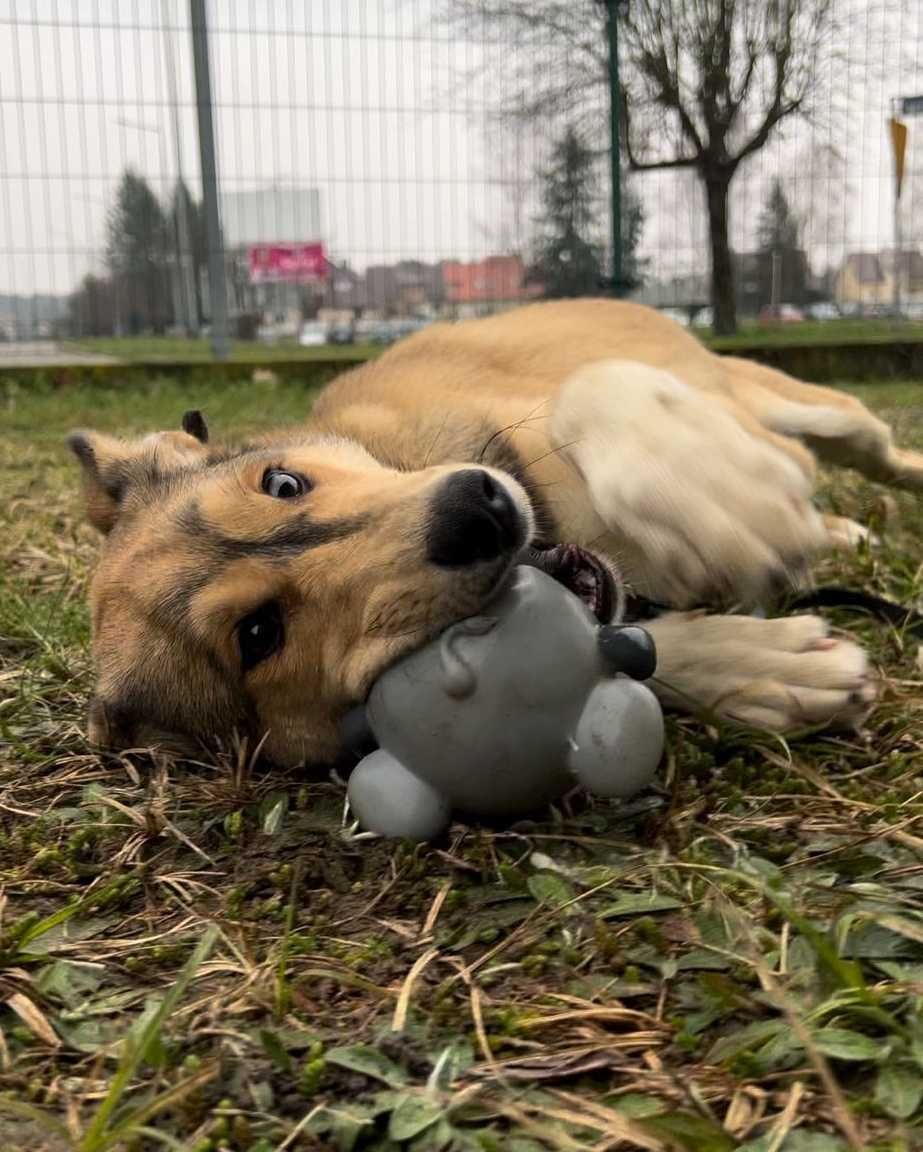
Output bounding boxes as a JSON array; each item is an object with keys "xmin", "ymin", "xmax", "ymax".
[
  {"xmin": 835, "ymin": 253, "xmax": 889, "ymax": 308},
  {"xmin": 835, "ymin": 249, "xmax": 923, "ymax": 310},
  {"xmin": 441, "ymin": 256, "xmax": 542, "ymax": 316},
  {"xmin": 365, "ymin": 261, "xmax": 442, "ymax": 316},
  {"xmin": 881, "ymin": 249, "xmax": 923, "ymax": 301}
]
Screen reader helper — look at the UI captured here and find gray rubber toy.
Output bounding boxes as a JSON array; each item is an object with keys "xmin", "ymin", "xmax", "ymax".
[{"xmin": 345, "ymin": 565, "xmax": 665, "ymax": 841}]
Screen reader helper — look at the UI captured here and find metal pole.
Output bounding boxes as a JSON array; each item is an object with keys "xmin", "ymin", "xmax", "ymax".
[
  {"xmin": 894, "ymin": 186, "xmax": 901, "ymax": 318},
  {"xmin": 162, "ymin": 0, "xmax": 196, "ymax": 334},
  {"xmin": 605, "ymin": 0, "xmax": 622, "ymax": 296},
  {"xmin": 190, "ymin": 0, "xmax": 230, "ymax": 358}
]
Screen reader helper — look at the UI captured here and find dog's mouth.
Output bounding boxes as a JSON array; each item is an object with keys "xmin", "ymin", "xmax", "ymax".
[{"xmin": 521, "ymin": 542, "xmax": 621, "ymax": 622}]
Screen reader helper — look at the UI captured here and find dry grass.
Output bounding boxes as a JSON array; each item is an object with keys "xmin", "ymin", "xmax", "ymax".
[{"xmin": 1, "ymin": 374, "xmax": 921, "ymax": 1152}]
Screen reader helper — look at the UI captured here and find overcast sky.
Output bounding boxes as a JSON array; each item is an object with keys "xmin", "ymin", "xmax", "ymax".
[{"xmin": 0, "ymin": 0, "xmax": 921, "ymax": 297}]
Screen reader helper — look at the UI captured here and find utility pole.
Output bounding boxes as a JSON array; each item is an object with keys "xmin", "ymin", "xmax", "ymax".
[
  {"xmin": 602, "ymin": 0, "xmax": 624, "ymax": 296},
  {"xmin": 162, "ymin": 0, "xmax": 196, "ymax": 334},
  {"xmin": 190, "ymin": 0, "xmax": 230, "ymax": 359}
]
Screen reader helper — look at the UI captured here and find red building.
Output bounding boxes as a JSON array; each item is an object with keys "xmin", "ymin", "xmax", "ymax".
[{"xmin": 441, "ymin": 256, "xmax": 542, "ymax": 315}]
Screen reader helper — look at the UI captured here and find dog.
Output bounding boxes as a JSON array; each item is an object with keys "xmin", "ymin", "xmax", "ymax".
[{"xmin": 69, "ymin": 300, "xmax": 923, "ymax": 767}]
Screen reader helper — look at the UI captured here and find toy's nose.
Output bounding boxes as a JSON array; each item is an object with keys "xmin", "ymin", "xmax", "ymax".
[
  {"xmin": 426, "ymin": 468, "xmax": 524, "ymax": 567},
  {"xmin": 597, "ymin": 625, "xmax": 657, "ymax": 680}
]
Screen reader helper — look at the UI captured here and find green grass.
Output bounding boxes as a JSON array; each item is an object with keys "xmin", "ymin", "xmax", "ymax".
[
  {"xmin": 60, "ymin": 318, "xmax": 923, "ymax": 367},
  {"xmin": 63, "ymin": 335, "xmax": 379, "ymax": 363},
  {"xmin": 1, "ymin": 375, "xmax": 922, "ymax": 1150},
  {"xmin": 710, "ymin": 318, "xmax": 923, "ymax": 350}
]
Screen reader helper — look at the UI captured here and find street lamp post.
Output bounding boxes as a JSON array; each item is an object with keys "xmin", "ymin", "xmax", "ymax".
[{"xmin": 597, "ymin": 0, "xmax": 629, "ymax": 298}]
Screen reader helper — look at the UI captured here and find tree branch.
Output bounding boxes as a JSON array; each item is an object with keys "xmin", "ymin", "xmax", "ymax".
[{"xmin": 622, "ymin": 99, "xmax": 700, "ymax": 170}]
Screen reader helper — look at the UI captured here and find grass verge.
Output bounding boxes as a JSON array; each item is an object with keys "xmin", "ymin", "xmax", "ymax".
[{"xmin": 1, "ymin": 375, "xmax": 921, "ymax": 1150}]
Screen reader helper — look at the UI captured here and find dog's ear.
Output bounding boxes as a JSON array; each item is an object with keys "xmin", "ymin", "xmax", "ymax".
[
  {"xmin": 67, "ymin": 422, "xmax": 210, "ymax": 534},
  {"xmin": 181, "ymin": 409, "xmax": 208, "ymax": 443},
  {"xmin": 68, "ymin": 429, "xmax": 142, "ymax": 534}
]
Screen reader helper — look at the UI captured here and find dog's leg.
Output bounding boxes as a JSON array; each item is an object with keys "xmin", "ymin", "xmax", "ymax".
[
  {"xmin": 823, "ymin": 514, "xmax": 875, "ymax": 549},
  {"xmin": 645, "ymin": 610, "xmax": 876, "ymax": 732},
  {"xmin": 722, "ymin": 358, "xmax": 923, "ymax": 491},
  {"xmin": 550, "ymin": 360, "xmax": 830, "ymax": 609}
]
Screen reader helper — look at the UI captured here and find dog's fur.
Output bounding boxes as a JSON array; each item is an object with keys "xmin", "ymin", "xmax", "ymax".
[{"xmin": 70, "ymin": 300, "xmax": 923, "ymax": 765}]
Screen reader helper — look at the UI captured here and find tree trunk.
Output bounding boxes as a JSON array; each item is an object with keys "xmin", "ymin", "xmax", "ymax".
[{"xmin": 703, "ymin": 168, "xmax": 736, "ymax": 336}]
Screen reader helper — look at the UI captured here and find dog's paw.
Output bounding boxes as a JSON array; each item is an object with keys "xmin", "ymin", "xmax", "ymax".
[
  {"xmin": 646, "ymin": 612, "xmax": 877, "ymax": 733},
  {"xmin": 551, "ymin": 360, "xmax": 830, "ymax": 608}
]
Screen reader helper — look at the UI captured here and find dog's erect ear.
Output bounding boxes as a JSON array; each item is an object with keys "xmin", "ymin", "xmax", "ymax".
[
  {"xmin": 67, "ymin": 429, "xmax": 140, "ymax": 534},
  {"xmin": 68, "ymin": 422, "xmax": 210, "ymax": 534},
  {"xmin": 182, "ymin": 409, "xmax": 208, "ymax": 443}
]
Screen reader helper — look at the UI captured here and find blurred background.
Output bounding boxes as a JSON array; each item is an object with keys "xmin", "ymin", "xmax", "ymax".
[{"xmin": 0, "ymin": 0, "xmax": 921, "ymax": 361}]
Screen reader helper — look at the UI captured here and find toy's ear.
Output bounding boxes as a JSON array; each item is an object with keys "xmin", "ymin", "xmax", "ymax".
[
  {"xmin": 437, "ymin": 616, "xmax": 498, "ymax": 698},
  {"xmin": 67, "ymin": 415, "xmax": 211, "ymax": 534}
]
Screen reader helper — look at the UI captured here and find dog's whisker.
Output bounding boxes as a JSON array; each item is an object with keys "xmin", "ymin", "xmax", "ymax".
[
  {"xmin": 475, "ymin": 399, "xmax": 552, "ymax": 465},
  {"xmin": 520, "ymin": 437, "xmax": 583, "ymax": 472},
  {"xmin": 423, "ymin": 408, "xmax": 452, "ymax": 469}
]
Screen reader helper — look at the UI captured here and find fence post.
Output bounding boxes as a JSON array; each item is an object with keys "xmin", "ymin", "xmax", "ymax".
[
  {"xmin": 190, "ymin": 0, "xmax": 230, "ymax": 359},
  {"xmin": 600, "ymin": 0, "xmax": 624, "ymax": 297}
]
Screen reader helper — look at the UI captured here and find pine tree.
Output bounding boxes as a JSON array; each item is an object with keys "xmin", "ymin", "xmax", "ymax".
[
  {"xmin": 757, "ymin": 179, "xmax": 809, "ymax": 308},
  {"xmin": 106, "ymin": 169, "xmax": 171, "ymax": 333},
  {"xmin": 170, "ymin": 180, "xmax": 207, "ymax": 327},
  {"xmin": 532, "ymin": 126, "xmax": 644, "ymax": 298}
]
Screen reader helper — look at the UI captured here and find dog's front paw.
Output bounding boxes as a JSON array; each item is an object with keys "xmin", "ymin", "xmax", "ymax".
[{"xmin": 646, "ymin": 612, "xmax": 877, "ymax": 733}]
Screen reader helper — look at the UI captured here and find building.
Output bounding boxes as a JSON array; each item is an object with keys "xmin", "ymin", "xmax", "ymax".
[
  {"xmin": 835, "ymin": 249, "xmax": 923, "ymax": 311},
  {"xmin": 835, "ymin": 253, "xmax": 889, "ymax": 309},
  {"xmin": 440, "ymin": 256, "xmax": 541, "ymax": 316},
  {"xmin": 222, "ymin": 186, "xmax": 325, "ymax": 331},
  {"xmin": 364, "ymin": 261, "xmax": 443, "ymax": 315}
]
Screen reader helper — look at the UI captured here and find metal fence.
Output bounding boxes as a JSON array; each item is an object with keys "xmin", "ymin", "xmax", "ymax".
[{"xmin": 0, "ymin": 0, "xmax": 921, "ymax": 359}]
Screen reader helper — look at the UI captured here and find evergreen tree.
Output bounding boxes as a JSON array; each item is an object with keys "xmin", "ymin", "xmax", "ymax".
[
  {"xmin": 533, "ymin": 127, "xmax": 601, "ymax": 298},
  {"xmin": 106, "ymin": 169, "xmax": 171, "ymax": 333},
  {"xmin": 170, "ymin": 180, "xmax": 207, "ymax": 326},
  {"xmin": 532, "ymin": 126, "xmax": 644, "ymax": 297},
  {"xmin": 757, "ymin": 179, "xmax": 809, "ymax": 308}
]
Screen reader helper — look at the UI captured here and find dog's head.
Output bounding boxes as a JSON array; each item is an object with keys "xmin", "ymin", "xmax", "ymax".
[{"xmin": 69, "ymin": 412, "xmax": 534, "ymax": 766}]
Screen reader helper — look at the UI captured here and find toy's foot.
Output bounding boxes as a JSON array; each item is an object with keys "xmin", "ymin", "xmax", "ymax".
[
  {"xmin": 347, "ymin": 750, "xmax": 452, "ymax": 841},
  {"xmin": 568, "ymin": 680, "xmax": 664, "ymax": 798}
]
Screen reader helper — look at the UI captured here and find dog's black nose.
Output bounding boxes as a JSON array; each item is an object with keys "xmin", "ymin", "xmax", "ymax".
[{"xmin": 426, "ymin": 468, "xmax": 522, "ymax": 567}]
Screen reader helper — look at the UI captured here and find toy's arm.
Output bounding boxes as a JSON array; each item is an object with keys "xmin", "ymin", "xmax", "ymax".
[
  {"xmin": 347, "ymin": 749, "xmax": 452, "ymax": 841},
  {"xmin": 597, "ymin": 624, "xmax": 657, "ymax": 680},
  {"xmin": 567, "ymin": 680, "xmax": 664, "ymax": 797}
]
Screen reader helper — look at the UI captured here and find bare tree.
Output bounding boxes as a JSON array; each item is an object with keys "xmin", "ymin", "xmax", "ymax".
[
  {"xmin": 440, "ymin": 0, "xmax": 836, "ymax": 334},
  {"xmin": 620, "ymin": 0, "xmax": 835, "ymax": 333}
]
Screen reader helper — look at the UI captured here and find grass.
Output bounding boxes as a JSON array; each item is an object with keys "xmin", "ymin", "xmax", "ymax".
[
  {"xmin": 61, "ymin": 318, "xmax": 923, "ymax": 365},
  {"xmin": 709, "ymin": 318, "xmax": 923, "ymax": 350},
  {"xmin": 1, "ymin": 373, "xmax": 922, "ymax": 1151}
]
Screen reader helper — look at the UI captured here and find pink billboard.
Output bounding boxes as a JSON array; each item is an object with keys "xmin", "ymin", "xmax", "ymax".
[{"xmin": 248, "ymin": 243, "xmax": 328, "ymax": 284}]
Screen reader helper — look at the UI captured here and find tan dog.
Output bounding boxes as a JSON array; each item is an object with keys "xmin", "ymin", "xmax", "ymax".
[{"xmin": 70, "ymin": 300, "xmax": 923, "ymax": 766}]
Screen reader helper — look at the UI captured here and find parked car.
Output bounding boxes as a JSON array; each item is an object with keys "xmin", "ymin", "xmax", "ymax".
[
  {"xmin": 298, "ymin": 320, "xmax": 328, "ymax": 347},
  {"xmin": 327, "ymin": 321, "xmax": 355, "ymax": 345},
  {"xmin": 658, "ymin": 307, "xmax": 690, "ymax": 328},
  {"xmin": 369, "ymin": 321, "xmax": 398, "ymax": 345},
  {"xmin": 806, "ymin": 301, "xmax": 840, "ymax": 321},
  {"xmin": 759, "ymin": 303, "xmax": 804, "ymax": 324}
]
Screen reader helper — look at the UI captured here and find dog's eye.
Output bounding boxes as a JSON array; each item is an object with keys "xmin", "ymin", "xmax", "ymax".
[
  {"xmin": 262, "ymin": 469, "xmax": 309, "ymax": 499},
  {"xmin": 238, "ymin": 602, "xmax": 284, "ymax": 671}
]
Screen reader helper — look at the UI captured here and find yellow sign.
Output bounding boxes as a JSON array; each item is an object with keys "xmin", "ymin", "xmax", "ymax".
[{"xmin": 890, "ymin": 117, "xmax": 908, "ymax": 199}]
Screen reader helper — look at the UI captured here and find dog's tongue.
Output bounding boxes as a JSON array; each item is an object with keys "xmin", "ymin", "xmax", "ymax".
[{"xmin": 520, "ymin": 543, "xmax": 616, "ymax": 622}]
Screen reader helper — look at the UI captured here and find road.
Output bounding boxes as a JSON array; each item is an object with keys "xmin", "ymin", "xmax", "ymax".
[{"xmin": 0, "ymin": 341, "xmax": 119, "ymax": 366}]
